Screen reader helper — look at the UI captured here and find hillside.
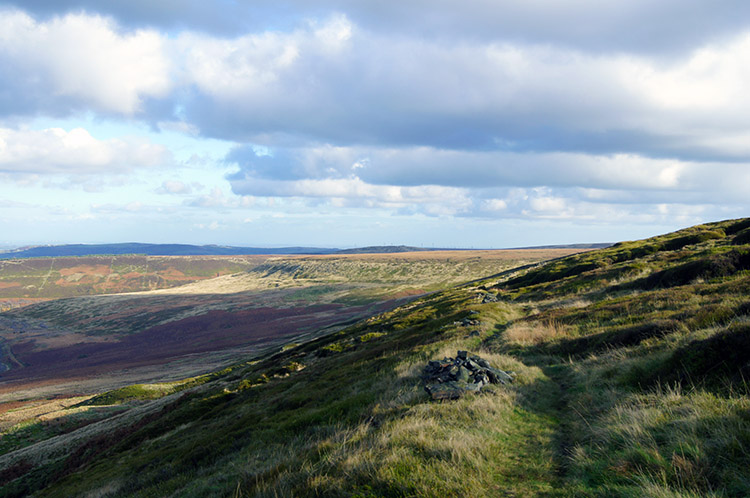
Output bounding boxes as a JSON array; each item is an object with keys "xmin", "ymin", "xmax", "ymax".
[
  {"xmin": 0, "ymin": 255, "xmax": 271, "ymax": 305},
  {"xmin": 1, "ymin": 221, "xmax": 750, "ymax": 497}
]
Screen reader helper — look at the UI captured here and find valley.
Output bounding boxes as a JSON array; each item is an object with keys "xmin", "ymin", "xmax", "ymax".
[{"xmin": 0, "ymin": 249, "xmax": 570, "ymax": 418}]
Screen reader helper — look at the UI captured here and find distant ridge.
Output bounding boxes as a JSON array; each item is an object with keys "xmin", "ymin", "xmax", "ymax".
[
  {"xmin": 333, "ymin": 245, "xmax": 431, "ymax": 254},
  {"xmin": 0, "ymin": 243, "xmax": 337, "ymax": 259},
  {"xmin": 336, "ymin": 243, "xmax": 612, "ymax": 254},
  {"xmin": 508, "ymin": 242, "xmax": 612, "ymax": 250}
]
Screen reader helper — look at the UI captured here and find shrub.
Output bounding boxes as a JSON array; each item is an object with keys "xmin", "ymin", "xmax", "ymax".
[
  {"xmin": 546, "ymin": 319, "xmax": 686, "ymax": 356},
  {"xmin": 732, "ymin": 228, "xmax": 750, "ymax": 246},
  {"xmin": 640, "ymin": 249, "xmax": 750, "ymax": 289},
  {"xmin": 646, "ymin": 323, "xmax": 750, "ymax": 392},
  {"xmin": 724, "ymin": 218, "xmax": 750, "ymax": 235},
  {"xmin": 661, "ymin": 230, "xmax": 725, "ymax": 251}
]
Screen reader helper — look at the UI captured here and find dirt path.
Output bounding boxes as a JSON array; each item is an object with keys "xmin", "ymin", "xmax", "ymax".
[
  {"xmin": 35, "ymin": 259, "xmax": 55, "ymax": 296},
  {"xmin": 542, "ymin": 364, "xmax": 576, "ymax": 483},
  {"xmin": 0, "ymin": 339, "xmax": 24, "ymax": 373}
]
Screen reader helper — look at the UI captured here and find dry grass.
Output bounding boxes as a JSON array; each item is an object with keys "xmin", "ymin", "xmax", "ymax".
[
  {"xmin": 82, "ymin": 481, "xmax": 123, "ymax": 498},
  {"xmin": 247, "ymin": 353, "xmax": 552, "ymax": 497},
  {"xmin": 504, "ymin": 320, "xmax": 568, "ymax": 346}
]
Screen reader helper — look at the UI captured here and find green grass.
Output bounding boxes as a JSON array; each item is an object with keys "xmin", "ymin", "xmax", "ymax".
[
  {"xmin": 0, "ymin": 406, "xmax": 127, "ymax": 456},
  {"xmin": 77, "ymin": 375, "xmax": 215, "ymax": 406}
]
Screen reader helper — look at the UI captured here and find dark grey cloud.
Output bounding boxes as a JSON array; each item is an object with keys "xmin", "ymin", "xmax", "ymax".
[
  {"xmin": 225, "ymin": 147, "xmax": 310, "ymax": 182},
  {"xmin": 0, "ymin": 1, "xmax": 267, "ymax": 35},
  {"xmin": 226, "ymin": 146, "xmax": 689, "ymax": 191},
  {"xmin": 5, "ymin": 0, "xmax": 750, "ymax": 55}
]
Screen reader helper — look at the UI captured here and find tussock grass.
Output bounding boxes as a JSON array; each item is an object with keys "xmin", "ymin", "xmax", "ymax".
[
  {"xmin": 568, "ymin": 384, "xmax": 750, "ymax": 497},
  {"xmin": 504, "ymin": 320, "xmax": 568, "ymax": 346}
]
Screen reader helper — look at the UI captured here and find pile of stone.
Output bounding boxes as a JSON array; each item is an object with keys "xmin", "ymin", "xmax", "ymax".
[
  {"xmin": 423, "ymin": 351, "xmax": 515, "ymax": 400},
  {"xmin": 454, "ymin": 317, "xmax": 481, "ymax": 328},
  {"xmin": 480, "ymin": 293, "xmax": 499, "ymax": 303}
]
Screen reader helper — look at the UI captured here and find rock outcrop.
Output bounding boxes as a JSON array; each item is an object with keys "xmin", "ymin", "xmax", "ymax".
[{"xmin": 423, "ymin": 351, "xmax": 514, "ymax": 400}]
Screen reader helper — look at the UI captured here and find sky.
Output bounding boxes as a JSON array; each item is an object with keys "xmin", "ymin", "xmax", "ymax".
[{"xmin": 1, "ymin": 1, "xmax": 749, "ymax": 249}]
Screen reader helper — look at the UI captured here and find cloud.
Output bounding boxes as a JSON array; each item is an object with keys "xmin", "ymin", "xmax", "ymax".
[
  {"xmin": 229, "ymin": 171, "xmax": 473, "ymax": 215},
  {"xmin": 226, "ymin": 143, "xmax": 750, "ymax": 222},
  {"xmin": 194, "ymin": 220, "xmax": 225, "ymax": 231},
  {"xmin": 0, "ymin": 9, "xmax": 171, "ymax": 115},
  {"xmin": 1, "ymin": 5, "xmax": 750, "ymax": 242},
  {"xmin": 8, "ymin": 1, "xmax": 750, "ymax": 55},
  {"xmin": 171, "ymin": 16, "xmax": 750, "ymax": 163},
  {"xmin": 4, "ymin": 8, "xmax": 750, "ymax": 163},
  {"xmin": 157, "ymin": 180, "xmax": 193, "ymax": 195},
  {"xmin": 225, "ymin": 144, "xmax": 704, "ymax": 192},
  {"xmin": 186, "ymin": 187, "xmax": 255, "ymax": 209},
  {"xmin": 0, "ymin": 198, "xmax": 29, "ymax": 208},
  {"xmin": 0, "ymin": 126, "xmax": 170, "ymax": 174}
]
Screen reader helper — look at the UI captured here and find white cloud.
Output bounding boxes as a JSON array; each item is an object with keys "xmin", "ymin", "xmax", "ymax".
[
  {"xmin": 626, "ymin": 34, "xmax": 750, "ymax": 112},
  {"xmin": 483, "ymin": 199, "xmax": 508, "ymax": 211},
  {"xmin": 0, "ymin": 126, "xmax": 169, "ymax": 174},
  {"xmin": 194, "ymin": 220, "xmax": 225, "ymax": 230},
  {"xmin": 0, "ymin": 10, "xmax": 171, "ymax": 114},
  {"xmin": 229, "ymin": 173, "xmax": 473, "ymax": 215},
  {"xmin": 157, "ymin": 180, "xmax": 192, "ymax": 195},
  {"xmin": 186, "ymin": 187, "xmax": 256, "ymax": 209},
  {"xmin": 528, "ymin": 194, "xmax": 569, "ymax": 215},
  {"xmin": 175, "ymin": 15, "xmax": 354, "ymax": 104}
]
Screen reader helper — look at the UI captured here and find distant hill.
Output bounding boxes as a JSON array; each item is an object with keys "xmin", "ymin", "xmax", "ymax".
[
  {"xmin": 0, "ymin": 243, "xmax": 337, "ymax": 259},
  {"xmin": 333, "ymin": 245, "xmax": 431, "ymax": 254},
  {"xmin": 508, "ymin": 242, "xmax": 612, "ymax": 250},
  {"xmin": 336, "ymin": 243, "xmax": 612, "ymax": 254}
]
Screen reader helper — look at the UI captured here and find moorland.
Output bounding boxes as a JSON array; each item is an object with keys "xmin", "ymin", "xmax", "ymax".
[
  {"xmin": 0, "ymin": 249, "xmax": 571, "ymax": 432},
  {"xmin": 1, "ymin": 219, "xmax": 749, "ymax": 497}
]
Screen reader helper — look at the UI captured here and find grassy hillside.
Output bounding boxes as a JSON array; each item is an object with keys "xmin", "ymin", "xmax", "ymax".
[
  {"xmin": 0, "ymin": 255, "xmax": 268, "ymax": 302},
  {"xmin": 3, "ymin": 250, "xmax": 564, "ymax": 337},
  {"xmin": 1, "ymin": 220, "xmax": 749, "ymax": 497}
]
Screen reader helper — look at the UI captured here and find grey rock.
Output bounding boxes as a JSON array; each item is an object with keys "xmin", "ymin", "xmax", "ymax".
[
  {"xmin": 422, "ymin": 350, "xmax": 514, "ymax": 400},
  {"xmin": 486, "ymin": 367, "xmax": 514, "ymax": 384},
  {"xmin": 457, "ymin": 366, "xmax": 471, "ymax": 382},
  {"xmin": 425, "ymin": 381, "xmax": 466, "ymax": 400},
  {"xmin": 481, "ymin": 293, "xmax": 499, "ymax": 303}
]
